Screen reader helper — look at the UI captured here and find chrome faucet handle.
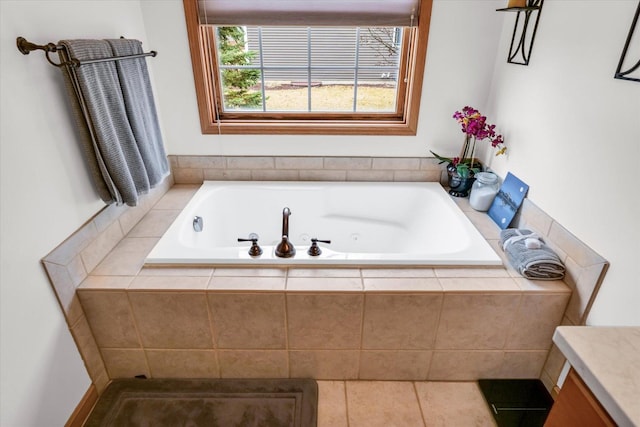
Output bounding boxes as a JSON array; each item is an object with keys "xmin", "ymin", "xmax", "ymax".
[
  {"xmin": 238, "ymin": 235, "xmax": 263, "ymax": 257},
  {"xmin": 307, "ymin": 238, "xmax": 331, "ymax": 256},
  {"xmin": 193, "ymin": 216, "xmax": 203, "ymax": 232}
]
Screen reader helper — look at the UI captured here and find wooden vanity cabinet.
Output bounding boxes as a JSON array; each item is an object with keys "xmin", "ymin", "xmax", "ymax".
[{"xmin": 545, "ymin": 368, "xmax": 616, "ymax": 427}]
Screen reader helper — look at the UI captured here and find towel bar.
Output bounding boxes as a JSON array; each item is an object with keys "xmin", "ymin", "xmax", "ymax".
[{"xmin": 16, "ymin": 36, "xmax": 157, "ymax": 68}]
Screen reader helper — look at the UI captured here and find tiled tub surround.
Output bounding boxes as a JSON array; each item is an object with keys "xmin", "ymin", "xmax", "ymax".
[
  {"xmin": 42, "ymin": 158, "xmax": 608, "ymax": 399},
  {"xmin": 168, "ymin": 155, "xmax": 446, "ymax": 184},
  {"xmin": 77, "ymin": 266, "xmax": 570, "ymax": 383}
]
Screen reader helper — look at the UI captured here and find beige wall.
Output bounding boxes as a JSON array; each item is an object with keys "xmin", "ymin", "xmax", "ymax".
[
  {"xmin": 0, "ymin": 1, "xmax": 150, "ymax": 425},
  {"xmin": 486, "ymin": 0, "xmax": 639, "ymax": 326},
  {"xmin": 140, "ymin": 0, "xmax": 505, "ymax": 156}
]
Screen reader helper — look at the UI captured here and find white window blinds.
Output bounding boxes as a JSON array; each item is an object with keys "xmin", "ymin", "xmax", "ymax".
[{"xmin": 197, "ymin": 0, "xmax": 420, "ymax": 27}]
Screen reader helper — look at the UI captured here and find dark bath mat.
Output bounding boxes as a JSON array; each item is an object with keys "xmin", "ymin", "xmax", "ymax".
[
  {"xmin": 85, "ymin": 378, "xmax": 318, "ymax": 427},
  {"xmin": 478, "ymin": 379, "xmax": 553, "ymax": 427}
]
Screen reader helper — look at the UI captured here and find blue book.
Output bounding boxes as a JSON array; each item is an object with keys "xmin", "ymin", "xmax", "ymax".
[{"xmin": 488, "ymin": 172, "xmax": 529, "ymax": 229}]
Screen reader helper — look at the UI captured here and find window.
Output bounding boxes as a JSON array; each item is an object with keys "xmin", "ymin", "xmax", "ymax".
[{"xmin": 183, "ymin": 0, "xmax": 432, "ymax": 135}]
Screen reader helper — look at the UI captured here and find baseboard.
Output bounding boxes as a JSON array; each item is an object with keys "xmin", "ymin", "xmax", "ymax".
[{"xmin": 65, "ymin": 384, "xmax": 98, "ymax": 427}]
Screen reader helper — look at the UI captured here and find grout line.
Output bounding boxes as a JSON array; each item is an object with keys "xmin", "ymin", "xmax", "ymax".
[
  {"xmin": 343, "ymin": 380, "xmax": 351, "ymax": 427},
  {"xmin": 283, "ymin": 285, "xmax": 291, "ymax": 378},
  {"xmin": 413, "ymin": 381, "xmax": 428, "ymax": 427},
  {"xmin": 426, "ymin": 291, "xmax": 445, "ymax": 379},
  {"xmin": 501, "ymin": 293, "xmax": 524, "ymax": 351},
  {"xmin": 282, "ymin": 267, "xmax": 291, "ymax": 378},
  {"xmin": 204, "ymin": 290, "xmax": 222, "ymax": 378},
  {"xmin": 356, "ymin": 292, "xmax": 365, "ymax": 379},
  {"xmin": 124, "ymin": 291, "xmax": 151, "ymax": 378}
]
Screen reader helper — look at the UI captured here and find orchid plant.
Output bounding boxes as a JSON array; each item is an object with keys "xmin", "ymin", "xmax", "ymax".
[{"xmin": 431, "ymin": 106, "xmax": 507, "ymax": 177}]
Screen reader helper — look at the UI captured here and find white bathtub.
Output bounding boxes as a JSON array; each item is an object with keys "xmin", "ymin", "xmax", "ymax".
[{"xmin": 145, "ymin": 181, "xmax": 502, "ymax": 266}]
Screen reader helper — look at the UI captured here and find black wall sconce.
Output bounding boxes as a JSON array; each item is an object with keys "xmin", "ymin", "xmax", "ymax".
[
  {"xmin": 497, "ymin": 0, "xmax": 544, "ymax": 66},
  {"xmin": 614, "ymin": 0, "xmax": 640, "ymax": 82}
]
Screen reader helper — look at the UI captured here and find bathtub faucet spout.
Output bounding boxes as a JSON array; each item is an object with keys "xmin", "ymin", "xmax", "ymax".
[{"xmin": 275, "ymin": 207, "xmax": 296, "ymax": 258}]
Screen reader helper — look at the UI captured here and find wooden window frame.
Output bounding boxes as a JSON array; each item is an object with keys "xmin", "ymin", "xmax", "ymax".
[{"xmin": 183, "ymin": 0, "xmax": 432, "ymax": 135}]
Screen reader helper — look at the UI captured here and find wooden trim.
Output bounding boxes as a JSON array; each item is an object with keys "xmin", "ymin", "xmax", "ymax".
[
  {"xmin": 183, "ymin": 0, "xmax": 433, "ymax": 135},
  {"xmin": 65, "ymin": 384, "xmax": 98, "ymax": 427},
  {"xmin": 184, "ymin": 0, "xmax": 218, "ymax": 134},
  {"xmin": 404, "ymin": 0, "xmax": 432, "ymax": 135}
]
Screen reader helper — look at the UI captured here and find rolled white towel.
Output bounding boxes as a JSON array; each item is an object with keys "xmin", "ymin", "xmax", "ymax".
[{"xmin": 525, "ymin": 238, "xmax": 542, "ymax": 249}]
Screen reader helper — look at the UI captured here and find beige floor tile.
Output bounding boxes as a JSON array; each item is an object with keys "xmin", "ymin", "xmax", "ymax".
[
  {"xmin": 317, "ymin": 381, "xmax": 348, "ymax": 427},
  {"xmin": 415, "ymin": 382, "xmax": 496, "ymax": 427},
  {"xmin": 346, "ymin": 381, "xmax": 425, "ymax": 427}
]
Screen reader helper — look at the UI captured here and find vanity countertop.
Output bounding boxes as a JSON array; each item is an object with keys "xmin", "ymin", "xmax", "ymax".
[{"xmin": 552, "ymin": 326, "xmax": 640, "ymax": 427}]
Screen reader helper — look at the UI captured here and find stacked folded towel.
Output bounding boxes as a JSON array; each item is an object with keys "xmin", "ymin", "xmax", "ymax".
[{"xmin": 499, "ymin": 228, "xmax": 566, "ymax": 280}]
